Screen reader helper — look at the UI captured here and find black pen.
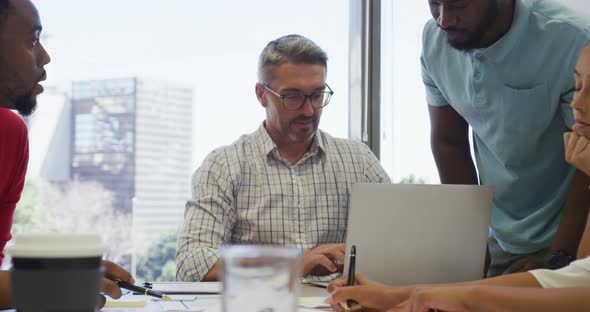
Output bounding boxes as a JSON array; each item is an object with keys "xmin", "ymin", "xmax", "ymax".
[
  {"xmin": 346, "ymin": 245, "xmax": 356, "ymax": 311},
  {"xmin": 105, "ymin": 275, "xmax": 172, "ymax": 301}
]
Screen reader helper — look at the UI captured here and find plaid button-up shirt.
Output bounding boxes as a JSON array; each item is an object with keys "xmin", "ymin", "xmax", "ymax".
[{"xmin": 176, "ymin": 124, "xmax": 390, "ymax": 281}]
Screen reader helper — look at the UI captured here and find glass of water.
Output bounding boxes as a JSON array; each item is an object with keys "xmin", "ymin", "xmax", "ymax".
[{"xmin": 221, "ymin": 245, "xmax": 301, "ymax": 312}]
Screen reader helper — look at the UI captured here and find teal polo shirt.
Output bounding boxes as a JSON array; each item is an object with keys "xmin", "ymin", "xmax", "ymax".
[{"xmin": 421, "ymin": 0, "xmax": 590, "ymax": 253}]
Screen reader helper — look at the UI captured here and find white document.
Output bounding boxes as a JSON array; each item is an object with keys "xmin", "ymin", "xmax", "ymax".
[
  {"xmin": 148, "ymin": 282, "xmax": 222, "ymax": 294},
  {"xmin": 158, "ymin": 297, "xmax": 220, "ymax": 312},
  {"xmin": 298, "ymin": 297, "xmax": 330, "ymax": 309},
  {"xmin": 158, "ymin": 296, "xmax": 329, "ymax": 311}
]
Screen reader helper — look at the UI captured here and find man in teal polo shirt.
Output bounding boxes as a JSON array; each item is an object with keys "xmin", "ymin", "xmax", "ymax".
[{"xmin": 422, "ymin": 0, "xmax": 590, "ymax": 277}]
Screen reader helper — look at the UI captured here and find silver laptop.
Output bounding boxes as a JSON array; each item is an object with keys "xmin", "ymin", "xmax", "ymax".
[{"xmin": 344, "ymin": 183, "xmax": 493, "ymax": 286}]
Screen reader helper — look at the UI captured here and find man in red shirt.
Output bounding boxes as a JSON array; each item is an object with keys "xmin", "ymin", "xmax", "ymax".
[
  {"xmin": 0, "ymin": 109, "xmax": 29, "ymax": 265},
  {"xmin": 0, "ymin": 0, "xmax": 47, "ymax": 265},
  {"xmin": 0, "ymin": 0, "xmax": 133, "ymax": 308}
]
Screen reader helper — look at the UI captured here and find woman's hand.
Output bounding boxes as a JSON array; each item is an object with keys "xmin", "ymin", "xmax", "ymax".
[
  {"xmin": 326, "ymin": 274, "xmax": 411, "ymax": 312},
  {"xmin": 387, "ymin": 286, "xmax": 475, "ymax": 312},
  {"xmin": 564, "ymin": 132, "xmax": 590, "ymax": 176}
]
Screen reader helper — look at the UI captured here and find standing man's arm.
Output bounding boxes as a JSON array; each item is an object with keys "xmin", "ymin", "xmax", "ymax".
[
  {"xmin": 421, "ymin": 52, "xmax": 478, "ymax": 185},
  {"xmin": 422, "ymin": 52, "xmax": 481, "ymax": 272},
  {"xmin": 428, "ymin": 105, "xmax": 478, "ymax": 185},
  {"xmin": 429, "ymin": 105, "xmax": 489, "ymax": 274},
  {"xmin": 176, "ymin": 151, "xmax": 236, "ymax": 282}
]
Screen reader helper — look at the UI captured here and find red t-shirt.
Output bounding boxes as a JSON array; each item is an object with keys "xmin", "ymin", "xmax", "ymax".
[{"xmin": 0, "ymin": 108, "xmax": 29, "ymax": 265}]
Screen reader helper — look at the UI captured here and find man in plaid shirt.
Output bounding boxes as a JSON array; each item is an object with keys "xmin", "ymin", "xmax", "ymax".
[{"xmin": 176, "ymin": 34, "xmax": 390, "ymax": 282}]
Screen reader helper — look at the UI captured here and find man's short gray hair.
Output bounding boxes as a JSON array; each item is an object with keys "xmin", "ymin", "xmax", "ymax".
[{"xmin": 258, "ymin": 34, "xmax": 328, "ymax": 84}]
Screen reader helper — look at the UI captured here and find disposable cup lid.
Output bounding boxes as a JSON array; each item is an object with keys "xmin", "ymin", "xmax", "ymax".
[{"xmin": 7, "ymin": 234, "xmax": 105, "ymax": 258}]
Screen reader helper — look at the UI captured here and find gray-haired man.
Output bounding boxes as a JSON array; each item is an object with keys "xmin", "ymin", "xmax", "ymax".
[{"xmin": 176, "ymin": 34, "xmax": 390, "ymax": 281}]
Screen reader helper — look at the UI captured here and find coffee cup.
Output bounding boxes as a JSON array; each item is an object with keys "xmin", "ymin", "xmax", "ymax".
[{"xmin": 7, "ymin": 234, "xmax": 105, "ymax": 312}]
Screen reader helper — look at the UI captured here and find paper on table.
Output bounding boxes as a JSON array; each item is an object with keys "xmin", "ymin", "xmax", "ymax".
[
  {"xmin": 148, "ymin": 282, "xmax": 222, "ymax": 294},
  {"xmin": 159, "ymin": 300, "xmax": 221, "ymax": 312},
  {"xmin": 165, "ymin": 295, "xmax": 199, "ymax": 301},
  {"xmin": 104, "ymin": 298, "xmax": 146, "ymax": 308},
  {"xmin": 298, "ymin": 296, "xmax": 331, "ymax": 309},
  {"xmin": 158, "ymin": 297, "xmax": 328, "ymax": 311},
  {"xmin": 158, "ymin": 301, "xmax": 199, "ymax": 312}
]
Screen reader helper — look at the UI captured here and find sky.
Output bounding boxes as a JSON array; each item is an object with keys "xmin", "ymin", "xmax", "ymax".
[
  {"xmin": 31, "ymin": 0, "xmax": 590, "ymax": 183},
  {"xmin": 30, "ymin": 0, "xmax": 487, "ymax": 183},
  {"xmin": 33, "ymin": 0, "xmax": 352, "ymax": 167}
]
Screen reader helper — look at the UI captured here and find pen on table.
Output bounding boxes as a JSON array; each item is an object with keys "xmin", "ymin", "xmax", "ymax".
[
  {"xmin": 105, "ymin": 275, "xmax": 172, "ymax": 301},
  {"xmin": 345, "ymin": 245, "xmax": 356, "ymax": 312}
]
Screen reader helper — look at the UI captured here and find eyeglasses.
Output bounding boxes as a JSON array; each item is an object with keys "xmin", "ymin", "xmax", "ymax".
[{"xmin": 263, "ymin": 84, "xmax": 334, "ymax": 111}]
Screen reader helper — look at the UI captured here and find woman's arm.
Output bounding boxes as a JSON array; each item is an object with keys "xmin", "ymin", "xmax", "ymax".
[
  {"xmin": 391, "ymin": 285, "xmax": 590, "ymax": 312},
  {"xmin": 326, "ymin": 271, "xmax": 541, "ymax": 310},
  {"xmin": 577, "ymin": 211, "xmax": 590, "ymax": 259},
  {"xmin": 473, "ymin": 287, "xmax": 590, "ymax": 312},
  {"xmin": 460, "ymin": 270, "xmax": 541, "ymax": 287}
]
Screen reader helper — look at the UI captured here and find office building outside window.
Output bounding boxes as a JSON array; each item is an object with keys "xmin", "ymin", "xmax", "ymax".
[{"xmin": 71, "ymin": 78, "xmax": 193, "ymax": 257}]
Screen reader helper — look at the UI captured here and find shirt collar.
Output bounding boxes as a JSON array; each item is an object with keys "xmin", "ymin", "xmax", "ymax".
[
  {"xmin": 255, "ymin": 122, "xmax": 278, "ymax": 157},
  {"xmin": 255, "ymin": 122, "xmax": 326, "ymax": 161},
  {"xmin": 313, "ymin": 131, "xmax": 326, "ymax": 156},
  {"xmin": 479, "ymin": 0, "xmax": 531, "ymax": 63}
]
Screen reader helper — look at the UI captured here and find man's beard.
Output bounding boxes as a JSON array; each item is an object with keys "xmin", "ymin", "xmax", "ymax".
[
  {"xmin": 14, "ymin": 91, "xmax": 37, "ymax": 116},
  {"xmin": 444, "ymin": 0, "xmax": 500, "ymax": 51},
  {"xmin": 287, "ymin": 116, "xmax": 318, "ymax": 143}
]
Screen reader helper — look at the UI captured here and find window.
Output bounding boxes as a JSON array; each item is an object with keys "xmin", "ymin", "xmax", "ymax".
[
  {"xmin": 379, "ymin": 0, "xmax": 590, "ymax": 184},
  {"xmin": 17, "ymin": 0, "xmax": 350, "ymax": 281},
  {"xmin": 380, "ymin": 1, "xmax": 438, "ymax": 183}
]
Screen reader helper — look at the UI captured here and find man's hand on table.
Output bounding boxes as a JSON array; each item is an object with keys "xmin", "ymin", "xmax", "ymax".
[{"xmin": 301, "ymin": 243, "xmax": 346, "ymax": 276}]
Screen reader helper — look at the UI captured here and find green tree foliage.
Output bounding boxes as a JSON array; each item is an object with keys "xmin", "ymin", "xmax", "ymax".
[
  {"xmin": 40, "ymin": 180, "xmax": 131, "ymax": 263},
  {"xmin": 136, "ymin": 229, "xmax": 179, "ymax": 282},
  {"xmin": 398, "ymin": 174, "xmax": 427, "ymax": 184},
  {"xmin": 10, "ymin": 179, "xmax": 131, "ymax": 267},
  {"xmin": 159, "ymin": 260, "xmax": 177, "ymax": 282},
  {"xmin": 12, "ymin": 179, "xmax": 43, "ymax": 234}
]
